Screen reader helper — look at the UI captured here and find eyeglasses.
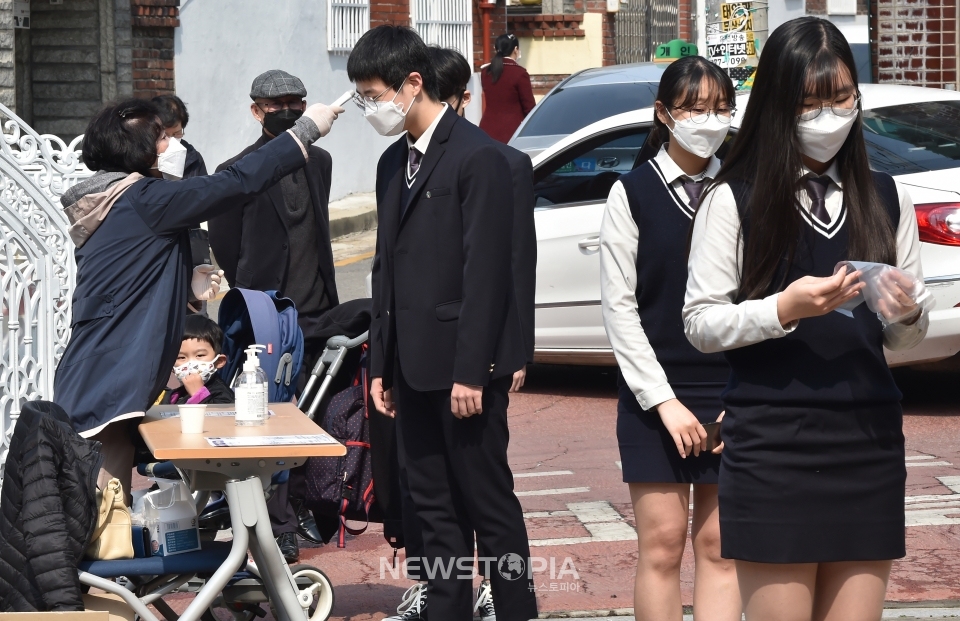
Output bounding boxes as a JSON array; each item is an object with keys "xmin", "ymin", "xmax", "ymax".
[
  {"xmin": 167, "ymin": 128, "xmax": 184, "ymax": 139},
  {"xmin": 255, "ymin": 100, "xmax": 305, "ymax": 113},
  {"xmin": 352, "ymin": 79, "xmax": 405, "ymax": 113},
  {"xmin": 798, "ymin": 94, "xmax": 861, "ymax": 121},
  {"xmin": 671, "ymin": 106, "xmax": 737, "ymax": 125}
]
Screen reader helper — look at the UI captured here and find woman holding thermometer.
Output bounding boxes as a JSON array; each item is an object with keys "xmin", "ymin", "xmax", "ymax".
[{"xmin": 599, "ymin": 55, "xmax": 741, "ymax": 621}]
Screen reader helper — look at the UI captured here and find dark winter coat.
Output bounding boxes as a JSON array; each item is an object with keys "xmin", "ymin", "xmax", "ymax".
[
  {"xmin": 0, "ymin": 401, "xmax": 103, "ymax": 612},
  {"xmin": 54, "ymin": 132, "xmax": 308, "ymax": 436}
]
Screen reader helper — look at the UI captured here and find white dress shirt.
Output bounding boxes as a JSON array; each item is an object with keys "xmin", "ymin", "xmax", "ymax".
[
  {"xmin": 405, "ymin": 103, "xmax": 448, "ymax": 183},
  {"xmin": 683, "ymin": 162, "xmax": 929, "ymax": 354},
  {"xmin": 600, "ymin": 146, "xmax": 723, "ymax": 411}
]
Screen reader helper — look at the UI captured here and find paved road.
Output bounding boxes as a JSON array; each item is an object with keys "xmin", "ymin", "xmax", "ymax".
[
  {"xmin": 289, "ymin": 362, "xmax": 960, "ymax": 621},
  {"xmin": 312, "ymin": 230, "xmax": 960, "ymax": 620},
  {"xmin": 198, "ymin": 234, "xmax": 960, "ymax": 620}
]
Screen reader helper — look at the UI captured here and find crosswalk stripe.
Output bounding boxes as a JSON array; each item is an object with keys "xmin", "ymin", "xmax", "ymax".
[{"xmin": 516, "ymin": 487, "xmax": 590, "ymax": 497}]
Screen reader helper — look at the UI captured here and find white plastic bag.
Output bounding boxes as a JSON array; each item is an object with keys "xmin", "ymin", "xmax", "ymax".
[
  {"xmin": 140, "ymin": 480, "xmax": 201, "ymax": 556},
  {"xmin": 834, "ymin": 261, "xmax": 934, "ymax": 325}
]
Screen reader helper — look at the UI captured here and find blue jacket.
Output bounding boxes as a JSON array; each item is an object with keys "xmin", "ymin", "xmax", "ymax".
[{"xmin": 54, "ymin": 133, "xmax": 307, "ymax": 435}]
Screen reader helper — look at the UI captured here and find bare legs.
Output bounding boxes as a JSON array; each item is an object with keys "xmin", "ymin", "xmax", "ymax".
[
  {"xmin": 629, "ymin": 483, "xmax": 740, "ymax": 621},
  {"xmin": 691, "ymin": 485, "xmax": 741, "ymax": 621},
  {"xmin": 736, "ymin": 560, "xmax": 891, "ymax": 621}
]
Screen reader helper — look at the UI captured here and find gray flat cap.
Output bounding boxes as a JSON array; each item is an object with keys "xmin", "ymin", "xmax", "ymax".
[{"xmin": 250, "ymin": 69, "xmax": 307, "ymax": 100}]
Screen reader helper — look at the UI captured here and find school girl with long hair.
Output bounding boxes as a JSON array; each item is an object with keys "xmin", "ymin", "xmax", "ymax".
[
  {"xmin": 684, "ymin": 17, "xmax": 929, "ymax": 620},
  {"xmin": 600, "ymin": 55, "xmax": 742, "ymax": 621}
]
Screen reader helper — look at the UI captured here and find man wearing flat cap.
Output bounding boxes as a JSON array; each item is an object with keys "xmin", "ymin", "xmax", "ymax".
[{"xmin": 209, "ymin": 69, "xmax": 339, "ymax": 563}]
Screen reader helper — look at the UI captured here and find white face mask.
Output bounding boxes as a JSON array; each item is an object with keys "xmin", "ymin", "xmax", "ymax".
[
  {"xmin": 666, "ymin": 111, "xmax": 730, "ymax": 159},
  {"xmin": 364, "ymin": 83, "xmax": 414, "ymax": 137},
  {"xmin": 156, "ymin": 136, "xmax": 188, "ymax": 180},
  {"xmin": 796, "ymin": 108, "xmax": 858, "ymax": 164},
  {"xmin": 173, "ymin": 357, "xmax": 221, "ymax": 384}
]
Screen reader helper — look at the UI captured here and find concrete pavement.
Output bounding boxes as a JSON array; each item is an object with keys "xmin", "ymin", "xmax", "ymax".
[
  {"xmin": 195, "ymin": 232, "xmax": 960, "ymax": 620},
  {"xmin": 279, "ymin": 364, "xmax": 960, "ymax": 621}
]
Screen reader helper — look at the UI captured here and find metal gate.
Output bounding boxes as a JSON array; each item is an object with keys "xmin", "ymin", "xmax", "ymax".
[
  {"xmin": 411, "ymin": 0, "xmax": 474, "ymax": 69},
  {"xmin": 0, "ymin": 103, "xmax": 89, "ymax": 482},
  {"xmin": 616, "ymin": 0, "xmax": 679, "ymax": 64}
]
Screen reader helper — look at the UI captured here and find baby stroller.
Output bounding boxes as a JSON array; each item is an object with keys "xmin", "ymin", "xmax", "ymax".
[{"xmin": 79, "ymin": 292, "xmax": 369, "ymax": 621}]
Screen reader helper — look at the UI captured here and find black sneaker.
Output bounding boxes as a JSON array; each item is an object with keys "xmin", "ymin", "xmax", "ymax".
[
  {"xmin": 276, "ymin": 532, "xmax": 299, "ymax": 564},
  {"xmin": 474, "ymin": 580, "xmax": 496, "ymax": 621},
  {"xmin": 384, "ymin": 582, "xmax": 427, "ymax": 620}
]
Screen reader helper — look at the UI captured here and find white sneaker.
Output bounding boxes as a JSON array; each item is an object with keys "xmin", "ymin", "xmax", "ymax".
[
  {"xmin": 385, "ymin": 582, "xmax": 427, "ymax": 621},
  {"xmin": 474, "ymin": 580, "xmax": 496, "ymax": 621}
]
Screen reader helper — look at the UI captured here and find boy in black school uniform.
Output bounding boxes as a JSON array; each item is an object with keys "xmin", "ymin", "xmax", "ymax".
[
  {"xmin": 349, "ymin": 25, "xmax": 537, "ymax": 621},
  {"xmin": 158, "ymin": 315, "xmax": 234, "ymax": 405}
]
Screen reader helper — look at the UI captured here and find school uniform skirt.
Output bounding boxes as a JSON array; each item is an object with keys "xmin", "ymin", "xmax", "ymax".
[
  {"xmin": 617, "ymin": 375, "xmax": 724, "ymax": 484},
  {"xmin": 718, "ymin": 402, "xmax": 906, "ymax": 563}
]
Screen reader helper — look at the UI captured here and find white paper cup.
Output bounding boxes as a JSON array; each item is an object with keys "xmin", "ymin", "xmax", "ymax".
[{"xmin": 178, "ymin": 404, "xmax": 206, "ymax": 434}]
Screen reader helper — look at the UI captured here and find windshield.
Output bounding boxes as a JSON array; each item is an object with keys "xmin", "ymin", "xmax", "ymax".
[
  {"xmin": 863, "ymin": 100, "xmax": 960, "ymax": 174},
  {"xmin": 517, "ymin": 82, "xmax": 659, "ymax": 138}
]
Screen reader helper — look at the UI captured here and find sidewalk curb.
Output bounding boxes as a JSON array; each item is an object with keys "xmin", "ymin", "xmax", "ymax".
[{"xmin": 330, "ymin": 192, "xmax": 377, "ymax": 239}]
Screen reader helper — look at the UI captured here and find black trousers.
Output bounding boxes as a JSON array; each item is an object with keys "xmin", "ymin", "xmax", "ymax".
[{"xmin": 396, "ymin": 368, "xmax": 538, "ymax": 621}]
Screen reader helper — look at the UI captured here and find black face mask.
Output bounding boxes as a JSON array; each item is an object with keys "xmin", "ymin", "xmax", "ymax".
[{"xmin": 262, "ymin": 108, "xmax": 303, "ymax": 136}]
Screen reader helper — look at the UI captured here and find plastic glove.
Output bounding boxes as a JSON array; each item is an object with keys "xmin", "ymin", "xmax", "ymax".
[
  {"xmin": 834, "ymin": 261, "xmax": 934, "ymax": 325},
  {"xmin": 192, "ymin": 264, "xmax": 223, "ymax": 301},
  {"xmin": 303, "ymin": 103, "xmax": 344, "ymax": 138}
]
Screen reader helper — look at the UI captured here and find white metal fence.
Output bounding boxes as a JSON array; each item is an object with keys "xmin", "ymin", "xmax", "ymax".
[
  {"xmin": 412, "ymin": 0, "xmax": 474, "ymax": 68},
  {"xmin": 328, "ymin": 0, "xmax": 371, "ymax": 53},
  {"xmin": 0, "ymin": 103, "xmax": 90, "ymax": 483}
]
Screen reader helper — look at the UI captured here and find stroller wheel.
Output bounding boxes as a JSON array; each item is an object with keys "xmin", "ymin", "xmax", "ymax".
[{"xmin": 288, "ymin": 564, "xmax": 335, "ymax": 621}]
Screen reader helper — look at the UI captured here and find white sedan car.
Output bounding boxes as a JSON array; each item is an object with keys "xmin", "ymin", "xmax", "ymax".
[{"xmin": 530, "ymin": 83, "xmax": 960, "ymax": 367}]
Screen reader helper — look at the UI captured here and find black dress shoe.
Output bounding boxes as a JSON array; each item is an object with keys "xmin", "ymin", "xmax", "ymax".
[
  {"xmin": 295, "ymin": 501, "xmax": 324, "ymax": 545},
  {"xmin": 276, "ymin": 532, "xmax": 299, "ymax": 563}
]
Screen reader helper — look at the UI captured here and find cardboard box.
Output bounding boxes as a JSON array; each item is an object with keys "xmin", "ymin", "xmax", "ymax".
[
  {"xmin": 82, "ymin": 593, "xmax": 136, "ymax": 621},
  {"xmin": 148, "ymin": 506, "xmax": 200, "ymax": 556},
  {"xmin": 0, "ymin": 613, "xmax": 108, "ymax": 620}
]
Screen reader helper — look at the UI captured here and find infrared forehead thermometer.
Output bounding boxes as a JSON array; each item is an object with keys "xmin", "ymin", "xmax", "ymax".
[{"xmin": 332, "ymin": 90, "xmax": 353, "ymax": 109}]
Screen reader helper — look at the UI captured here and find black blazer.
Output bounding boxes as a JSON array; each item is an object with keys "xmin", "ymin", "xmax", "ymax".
[
  {"xmin": 370, "ymin": 107, "xmax": 526, "ymax": 391},
  {"xmin": 208, "ymin": 134, "xmax": 339, "ymax": 310},
  {"xmin": 497, "ymin": 143, "xmax": 537, "ymax": 363}
]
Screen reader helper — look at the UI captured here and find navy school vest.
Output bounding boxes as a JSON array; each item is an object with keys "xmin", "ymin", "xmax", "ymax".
[
  {"xmin": 618, "ymin": 160, "xmax": 731, "ymax": 389},
  {"xmin": 722, "ymin": 171, "xmax": 903, "ymax": 407}
]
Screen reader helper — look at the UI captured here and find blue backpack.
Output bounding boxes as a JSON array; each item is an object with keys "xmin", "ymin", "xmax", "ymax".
[{"xmin": 218, "ymin": 288, "xmax": 304, "ymax": 403}]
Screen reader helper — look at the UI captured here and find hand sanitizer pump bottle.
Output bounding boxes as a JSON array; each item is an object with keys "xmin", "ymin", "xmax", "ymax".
[{"xmin": 233, "ymin": 345, "xmax": 268, "ymax": 426}]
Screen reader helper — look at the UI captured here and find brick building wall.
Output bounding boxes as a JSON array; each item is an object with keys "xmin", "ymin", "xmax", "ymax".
[
  {"xmin": 473, "ymin": 0, "xmax": 507, "ymax": 70},
  {"xmin": 371, "ymin": 0, "xmax": 410, "ymax": 28},
  {"xmin": 678, "ymin": 0, "xmax": 692, "ymax": 41},
  {"xmin": 870, "ymin": 0, "xmax": 958, "ymax": 88},
  {"xmin": 131, "ymin": 0, "xmax": 179, "ymax": 98}
]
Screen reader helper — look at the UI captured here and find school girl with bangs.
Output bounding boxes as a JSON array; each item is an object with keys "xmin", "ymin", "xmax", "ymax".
[
  {"xmin": 600, "ymin": 55, "xmax": 742, "ymax": 620},
  {"xmin": 684, "ymin": 17, "xmax": 928, "ymax": 620}
]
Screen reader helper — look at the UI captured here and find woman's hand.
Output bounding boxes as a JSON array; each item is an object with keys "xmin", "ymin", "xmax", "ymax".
[
  {"xmin": 711, "ymin": 410, "xmax": 726, "ymax": 454},
  {"xmin": 192, "ymin": 265, "xmax": 223, "ymax": 301},
  {"xmin": 874, "ymin": 269, "xmax": 922, "ymax": 324},
  {"xmin": 181, "ymin": 373, "xmax": 205, "ymax": 397},
  {"xmin": 777, "ymin": 265, "xmax": 863, "ymax": 327},
  {"xmin": 656, "ymin": 399, "xmax": 707, "ymax": 458}
]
